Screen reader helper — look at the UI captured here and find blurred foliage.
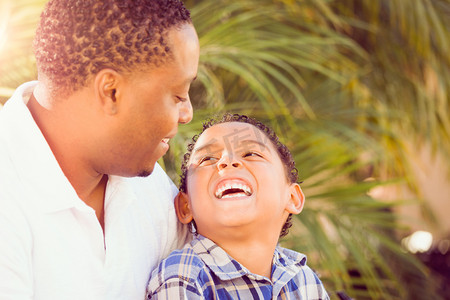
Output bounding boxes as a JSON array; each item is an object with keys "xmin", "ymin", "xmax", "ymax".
[{"xmin": 1, "ymin": 0, "xmax": 449, "ymax": 299}]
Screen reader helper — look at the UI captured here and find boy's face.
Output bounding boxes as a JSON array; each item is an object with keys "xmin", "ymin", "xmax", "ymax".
[{"xmin": 176, "ymin": 122, "xmax": 304, "ymax": 241}]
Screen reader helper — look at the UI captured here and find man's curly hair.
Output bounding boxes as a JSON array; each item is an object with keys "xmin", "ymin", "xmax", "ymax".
[
  {"xmin": 180, "ymin": 113, "xmax": 300, "ymax": 238},
  {"xmin": 33, "ymin": 0, "xmax": 191, "ymax": 95}
]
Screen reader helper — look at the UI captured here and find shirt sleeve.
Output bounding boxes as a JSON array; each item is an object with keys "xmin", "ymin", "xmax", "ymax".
[
  {"xmin": 0, "ymin": 194, "xmax": 33, "ymax": 299},
  {"xmin": 146, "ymin": 246, "xmax": 206, "ymax": 300},
  {"xmin": 305, "ymin": 266, "xmax": 330, "ymax": 300},
  {"xmin": 147, "ymin": 276, "xmax": 203, "ymax": 300}
]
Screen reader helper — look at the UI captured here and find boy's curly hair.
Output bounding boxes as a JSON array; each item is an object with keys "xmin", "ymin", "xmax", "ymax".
[
  {"xmin": 180, "ymin": 113, "xmax": 300, "ymax": 238},
  {"xmin": 33, "ymin": 0, "xmax": 191, "ymax": 96}
]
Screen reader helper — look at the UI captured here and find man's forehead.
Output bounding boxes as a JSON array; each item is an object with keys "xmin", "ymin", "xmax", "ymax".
[
  {"xmin": 168, "ymin": 23, "xmax": 199, "ymax": 79},
  {"xmin": 174, "ymin": 75, "xmax": 197, "ymax": 88}
]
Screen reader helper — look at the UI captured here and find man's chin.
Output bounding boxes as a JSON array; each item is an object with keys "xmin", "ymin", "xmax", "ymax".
[{"xmin": 137, "ymin": 169, "xmax": 153, "ymax": 177}]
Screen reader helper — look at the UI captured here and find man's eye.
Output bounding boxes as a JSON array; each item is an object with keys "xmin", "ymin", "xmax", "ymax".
[{"xmin": 176, "ymin": 96, "xmax": 188, "ymax": 103}]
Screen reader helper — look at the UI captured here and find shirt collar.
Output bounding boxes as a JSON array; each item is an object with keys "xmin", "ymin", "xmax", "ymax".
[
  {"xmin": 1, "ymin": 82, "xmax": 90, "ymax": 213},
  {"xmin": 191, "ymin": 234, "xmax": 250, "ymax": 281},
  {"xmin": 271, "ymin": 246, "xmax": 307, "ymax": 291},
  {"xmin": 191, "ymin": 234, "xmax": 307, "ymax": 282},
  {"xmin": 273, "ymin": 246, "xmax": 307, "ymax": 269},
  {"xmin": 104, "ymin": 175, "xmax": 136, "ymax": 225},
  {"xmin": 2, "ymin": 82, "xmax": 139, "ymax": 219}
]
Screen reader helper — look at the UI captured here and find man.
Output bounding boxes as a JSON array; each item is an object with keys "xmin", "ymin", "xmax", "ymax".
[{"xmin": 0, "ymin": 0, "xmax": 199, "ymax": 299}]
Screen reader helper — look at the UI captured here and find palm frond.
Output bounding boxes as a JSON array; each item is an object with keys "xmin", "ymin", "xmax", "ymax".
[{"xmin": 2, "ymin": 0, "xmax": 448, "ymax": 298}]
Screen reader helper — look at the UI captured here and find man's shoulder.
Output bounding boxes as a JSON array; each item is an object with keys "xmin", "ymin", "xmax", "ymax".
[{"xmin": 0, "ymin": 140, "xmax": 27, "ymax": 208}]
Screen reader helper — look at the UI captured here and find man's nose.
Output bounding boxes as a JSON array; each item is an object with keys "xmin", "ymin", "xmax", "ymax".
[{"xmin": 178, "ymin": 95, "xmax": 193, "ymax": 124}]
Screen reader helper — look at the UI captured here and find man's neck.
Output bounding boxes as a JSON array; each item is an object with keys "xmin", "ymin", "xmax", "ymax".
[
  {"xmin": 27, "ymin": 89, "xmax": 107, "ymax": 230},
  {"xmin": 82, "ymin": 174, "xmax": 107, "ymax": 232}
]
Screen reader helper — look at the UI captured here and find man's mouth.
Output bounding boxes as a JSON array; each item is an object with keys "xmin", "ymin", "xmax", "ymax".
[
  {"xmin": 215, "ymin": 181, "xmax": 253, "ymax": 199},
  {"xmin": 161, "ymin": 138, "xmax": 170, "ymax": 144}
]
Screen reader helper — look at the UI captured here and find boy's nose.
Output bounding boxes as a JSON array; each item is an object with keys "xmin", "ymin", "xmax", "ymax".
[{"xmin": 217, "ymin": 156, "xmax": 242, "ymax": 171}]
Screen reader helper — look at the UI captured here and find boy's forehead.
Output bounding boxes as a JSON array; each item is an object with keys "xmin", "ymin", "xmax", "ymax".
[{"xmin": 192, "ymin": 122, "xmax": 271, "ymax": 154}]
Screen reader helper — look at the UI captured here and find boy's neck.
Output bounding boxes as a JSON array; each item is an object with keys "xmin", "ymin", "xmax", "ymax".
[{"xmin": 210, "ymin": 235, "xmax": 279, "ymax": 279}]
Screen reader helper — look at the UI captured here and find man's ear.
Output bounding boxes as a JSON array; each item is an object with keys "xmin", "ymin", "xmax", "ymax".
[
  {"xmin": 285, "ymin": 183, "xmax": 305, "ymax": 215},
  {"xmin": 174, "ymin": 191, "xmax": 193, "ymax": 224},
  {"xmin": 94, "ymin": 69, "xmax": 121, "ymax": 115}
]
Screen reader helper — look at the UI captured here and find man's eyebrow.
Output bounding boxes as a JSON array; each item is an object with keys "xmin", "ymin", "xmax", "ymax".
[{"xmin": 186, "ymin": 75, "xmax": 197, "ymax": 85}]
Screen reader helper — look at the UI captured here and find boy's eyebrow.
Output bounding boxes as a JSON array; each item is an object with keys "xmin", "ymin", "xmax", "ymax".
[
  {"xmin": 193, "ymin": 139, "xmax": 270, "ymax": 154},
  {"xmin": 192, "ymin": 142, "xmax": 218, "ymax": 155},
  {"xmin": 242, "ymin": 140, "xmax": 272, "ymax": 154},
  {"xmin": 239, "ymin": 140, "xmax": 269, "ymax": 150}
]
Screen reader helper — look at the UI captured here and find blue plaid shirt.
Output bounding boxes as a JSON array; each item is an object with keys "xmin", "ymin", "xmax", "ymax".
[{"xmin": 147, "ymin": 234, "xmax": 329, "ymax": 299}]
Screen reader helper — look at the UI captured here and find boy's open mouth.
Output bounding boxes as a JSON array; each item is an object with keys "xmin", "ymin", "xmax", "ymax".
[{"xmin": 215, "ymin": 181, "xmax": 253, "ymax": 199}]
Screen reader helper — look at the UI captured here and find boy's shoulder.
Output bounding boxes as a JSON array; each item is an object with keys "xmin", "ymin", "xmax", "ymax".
[
  {"xmin": 274, "ymin": 246, "xmax": 329, "ymax": 299},
  {"xmin": 147, "ymin": 235, "xmax": 220, "ymax": 298},
  {"xmin": 148, "ymin": 234, "xmax": 246, "ymax": 287},
  {"xmin": 150, "ymin": 238, "xmax": 206, "ymax": 282},
  {"xmin": 148, "ymin": 238, "xmax": 329, "ymax": 299},
  {"xmin": 148, "ymin": 235, "xmax": 220, "ymax": 287},
  {"xmin": 274, "ymin": 245, "xmax": 320, "ymax": 279},
  {"xmin": 275, "ymin": 246, "xmax": 307, "ymax": 266}
]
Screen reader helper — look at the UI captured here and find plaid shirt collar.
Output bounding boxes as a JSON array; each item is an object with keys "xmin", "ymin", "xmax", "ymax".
[{"xmin": 191, "ymin": 234, "xmax": 307, "ymax": 284}]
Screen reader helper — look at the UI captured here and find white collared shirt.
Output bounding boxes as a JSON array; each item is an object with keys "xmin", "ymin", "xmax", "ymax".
[{"xmin": 0, "ymin": 82, "xmax": 189, "ymax": 300}]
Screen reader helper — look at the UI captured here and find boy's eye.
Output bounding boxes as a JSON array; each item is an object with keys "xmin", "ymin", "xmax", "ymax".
[
  {"xmin": 243, "ymin": 151, "xmax": 262, "ymax": 158},
  {"xmin": 198, "ymin": 156, "xmax": 218, "ymax": 165}
]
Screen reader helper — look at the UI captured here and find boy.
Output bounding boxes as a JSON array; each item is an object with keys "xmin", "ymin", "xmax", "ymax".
[{"xmin": 147, "ymin": 113, "xmax": 329, "ymax": 299}]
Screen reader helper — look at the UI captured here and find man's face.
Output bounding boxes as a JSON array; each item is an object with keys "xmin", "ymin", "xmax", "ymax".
[
  {"xmin": 105, "ymin": 23, "xmax": 199, "ymax": 177},
  {"xmin": 183, "ymin": 122, "xmax": 302, "ymax": 241}
]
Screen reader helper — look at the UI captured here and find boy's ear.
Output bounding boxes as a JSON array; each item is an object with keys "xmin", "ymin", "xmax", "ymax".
[
  {"xmin": 174, "ymin": 191, "xmax": 193, "ymax": 224},
  {"xmin": 94, "ymin": 69, "xmax": 121, "ymax": 115},
  {"xmin": 285, "ymin": 183, "xmax": 305, "ymax": 215}
]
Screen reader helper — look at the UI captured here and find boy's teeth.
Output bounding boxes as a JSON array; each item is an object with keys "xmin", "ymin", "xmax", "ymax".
[
  {"xmin": 222, "ymin": 192, "xmax": 247, "ymax": 199},
  {"xmin": 215, "ymin": 182, "xmax": 253, "ymax": 199}
]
